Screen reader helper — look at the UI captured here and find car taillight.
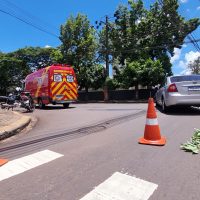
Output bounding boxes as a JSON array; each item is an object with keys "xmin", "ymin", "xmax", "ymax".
[{"xmin": 167, "ymin": 83, "xmax": 178, "ymax": 92}]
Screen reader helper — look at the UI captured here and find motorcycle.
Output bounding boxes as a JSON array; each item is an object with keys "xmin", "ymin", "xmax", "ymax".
[
  {"xmin": 19, "ymin": 91, "xmax": 35, "ymax": 112},
  {"xmin": 4, "ymin": 91, "xmax": 35, "ymax": 112}
]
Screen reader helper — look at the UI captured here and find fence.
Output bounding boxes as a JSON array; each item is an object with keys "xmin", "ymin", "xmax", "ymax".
[{"xmin": 78, "ymin": 89, "xmax": 156, "ymax": 102}]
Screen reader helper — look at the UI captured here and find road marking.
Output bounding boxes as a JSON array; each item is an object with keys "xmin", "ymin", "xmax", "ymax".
[
  {"xmin": 80, "ymin": 172, "xmax": 158, "ymax": 200},
  {"xmin": 0, "ymin": 150, "xmax": 63, "ymax": 181}
]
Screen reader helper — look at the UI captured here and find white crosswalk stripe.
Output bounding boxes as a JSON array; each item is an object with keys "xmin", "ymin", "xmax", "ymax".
[
  {"xmin": 0, "ymin": 150, "xmax": 63, "ymax": 181},
  {"xmin": 80, "ymin": 172, "xmax": 158, "ymax": 200}
]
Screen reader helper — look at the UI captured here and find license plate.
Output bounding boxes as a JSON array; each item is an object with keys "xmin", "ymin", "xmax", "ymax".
[
  {"xmin": 188, "ymin": 86, "xmax": 200, "ymax": 91},
  {"xmin": 56, "ymin": 95, "xmax": 64, "ymax": 98}
]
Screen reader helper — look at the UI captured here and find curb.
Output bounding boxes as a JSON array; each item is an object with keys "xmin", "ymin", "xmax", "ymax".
[{"xmin": 0, "ymin": 112, "xmax": 31, "ymax": 140}]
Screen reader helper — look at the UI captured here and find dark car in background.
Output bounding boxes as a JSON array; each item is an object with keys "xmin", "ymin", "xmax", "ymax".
[{"xmin": 155, "ymin": 75, "xmax": 200, "ymax": 112}]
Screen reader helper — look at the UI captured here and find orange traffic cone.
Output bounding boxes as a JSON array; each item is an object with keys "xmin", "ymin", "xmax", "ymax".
[
  {"xmin": 0, "ymin": 158, "xmax": 8, "ymax": 167},
  {"xmin": 139, "ymin": 98, "xmax": 166, "ymax": 146}
]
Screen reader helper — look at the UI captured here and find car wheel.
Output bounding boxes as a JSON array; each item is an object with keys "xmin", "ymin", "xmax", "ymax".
[
  {"xmin": 161, "ymin": 98, "xmax": 168, "ymax": 113},
  {"xmin": 38, "ymin": 99, "xmax": 45, "ymax": 109}
]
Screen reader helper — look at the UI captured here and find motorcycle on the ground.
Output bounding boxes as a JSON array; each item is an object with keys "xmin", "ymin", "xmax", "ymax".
[
  {"xmin": 1, "ymin": 91, "xmax": 35, "ymax": 112},
  {"xmin": 18, "ymin": 91, "xmax": 35, "ymax": 112}
]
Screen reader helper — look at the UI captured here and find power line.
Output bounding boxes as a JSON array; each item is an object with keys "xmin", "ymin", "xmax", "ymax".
[
  {"xmin": 0, "ymin": 0, "xmax": 59, "ymax": 38},
  {"xmin": 96, "ymin": 16, "xmax": 200, "ymax": 51},
  {"xmin": 95, "ymin": 10, "xmax": 200, "ymax": 56},
  {"xmin": 187, "ymin": 34, "xmax": 200, "ymax": 53},
  {"xmin": 185, "ymin": 38, "xmax": 200, "ymax": 44},
  {"xmin": 0, "ymin": 0, "xmax": 58, "ymax": 31},
  {"xmin": 99, "ymin": 38, "xmax": 200, "ymax": 55},
  {"xmin": 178, "ymin": 0, "xmax": 200, "ymax": 52},
  {"xmin": 95, "ymin": 10, "xmax": 199, "ymax": 45},
  {"xmin": 0, "ymin": 8, "xmax": 59, "ymax": 38},
  {"xmin": 100, "ymin": 0, "xmax": 200, "ymax": 52},
  {"xmin": 190, "ymin": 34, "xmax": 200, "ymax": 51}
]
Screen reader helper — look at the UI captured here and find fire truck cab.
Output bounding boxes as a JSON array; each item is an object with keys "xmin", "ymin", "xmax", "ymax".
[{"xmin": 24, "ymin": 64, "xmax": 78, "ymax": 108}]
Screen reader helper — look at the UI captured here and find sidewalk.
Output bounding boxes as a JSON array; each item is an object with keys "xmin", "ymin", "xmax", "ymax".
[{"xmin": 0, "ymin": 109, "xmax": 31, "ymax": 140}]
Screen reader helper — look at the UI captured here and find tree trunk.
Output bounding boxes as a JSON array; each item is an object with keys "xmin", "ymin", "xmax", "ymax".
[
  {"xmin": 147, "ymin": 86, "xmax": 152, "ymax": 98},
  {"xmin": 103, "ymin": 85, "xmax": 109, "ymax": 101},
  {"xmin": 85, "ymin": 87, "xmax": 89, "ymax": 102},
  {"xmin": 135, "ymin": 84, "xmax": 139, "ymax": 100}
]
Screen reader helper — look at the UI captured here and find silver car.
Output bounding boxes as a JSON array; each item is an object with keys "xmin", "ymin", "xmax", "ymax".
[{"xmin": 155, "ymin": 75, "xmax": 200, "ymax": 112}]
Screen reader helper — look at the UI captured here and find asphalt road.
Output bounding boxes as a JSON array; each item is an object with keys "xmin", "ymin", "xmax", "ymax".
[{"xmin": 0, "ymin": 103, "xmax": 200, "ymax": 200}]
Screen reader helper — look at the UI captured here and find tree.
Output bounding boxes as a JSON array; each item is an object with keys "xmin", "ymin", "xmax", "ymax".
[
  {"xmin": 50, "ymin": 48, "xmax": 64, "ymax": 64},
  {"xmin": 188, "ymin": 56, "xmax": 200, "ymax": 74},
  {"xmin": 119, "ymin": 58, "xmax": 164, "ymax": 98},
  {"xmin": 109, "ymin": 0, "xmax": 200, "ymax": 79},
  {"xmin": 123, "ymin": 59, "xmax": 165, "ymax": 87},
  {"xmin": 0, "ymin": 53, "xmax": 29, "ymax": 95},
  {"xmin": 60, "ymin": 13, "xmax": 101, "ymax": 92},
  {"xmin": 111, "ymin": 1, "xmax": 146, "ymax": 65},
  {"xmin": 139, "ymin": 59, "xmax": 165, "ymax": 87},
  {"xmin": 78, "ymin": 64, "xmax": 105, "ymax": 91},
  {"xmin": 0, "ymin": 47, "xmax": 59, "ymax": 95},
  {"xmin": 11, "ymin": 47, "xmax": 56, "ymax": 71}
]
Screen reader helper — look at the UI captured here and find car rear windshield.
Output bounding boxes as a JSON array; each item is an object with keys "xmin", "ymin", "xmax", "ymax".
[{"xmin": 170, "ymin": 75, "xmax": 200, "ymax": 83}]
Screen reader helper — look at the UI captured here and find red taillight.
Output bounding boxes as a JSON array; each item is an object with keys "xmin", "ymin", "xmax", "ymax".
[{"xmin": 167, "ymin": 83, "xmax": 178, "ymax": 92}]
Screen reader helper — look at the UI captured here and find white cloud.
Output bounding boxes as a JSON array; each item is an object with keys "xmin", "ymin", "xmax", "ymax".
[
  {"xmin": 180, "ymin": 0, "xmax": 188, "ymax": 3},
  {"xmin": 178, "ymin": 60, "xmax": 186, "ymax": 69},
  {"xmin": 44, "ymin": 45, "xmax": 51, "ymax": 48},
  {"xmin": 178, "ymin": 69, "xmax": 192, "ymax": 75},
  {"xmin": 197, "ymin": 6, "xmax": 200, "ymax": 10},
  {"xmin": 177, "ymin": 51, "xmax": 200, "ymax": 75},
  {"xmin": 170, "ymin": 48, "xmax": 182, "ymax": 63},
  {"xmin": 185, "ymin": 51, "xmax": 200, "ymax": 64}
]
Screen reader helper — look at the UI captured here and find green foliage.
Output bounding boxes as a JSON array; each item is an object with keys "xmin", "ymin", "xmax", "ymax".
[
  {"xmin": 91, "ymin": 65, "xmax": 106, "ymax": 90},
  {"xmin": 60, "ymin": 14, "xmax": 97, "ymax": 66},
  {"xmin": 0, "ymin": 53, "xmax": 29, "ymax": 95},
  {"xmin": 11, "ymin": 47, "xmax": 55, "ymax": 71},
  {"xmin": 107, "ymin": 0, "xmax": 200, "ymax": 82},
  {"xmin": 1, "ymin": 0, "xmax": 199, "ymax": 94},
  {"xmin": 180, "ymin": 129, "xmax": 200, "ymax": 154},
  {"xmin": 139, "ymin": 59, "xmax": 165, "ymax": 87},
  {"xmin": 50, "ymin": 48, "xmax": 64, "ymax": 64},
  {"xmin": 0, "ymin": 47, "xmax": 60, "ymax": 95},
  {"xmin": 78, "ymin": 64, "xmax": 105, "ymax": 91},
  {"xmin": 60, "ymin": 13, "xmax": 101, "ymax": 91},
  {"xmin": 118, "ymin": 58, "xmax": 165, "ymax": 88},
  {"xmin": 120, "ymin": 61, "xmax": 141, "ymax": 89},
  {"xmin": 105, "ymin": 77, "xmax": 119, "ymax": 90}
]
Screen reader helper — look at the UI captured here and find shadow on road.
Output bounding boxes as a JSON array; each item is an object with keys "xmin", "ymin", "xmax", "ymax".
[
  {"xmin": 156, "ymin": 106, "xmax": 200, "ymax": 116},
  {"xmin": 35, "ymin": 106, "xmax": 76, "ymax": 110},
  {"xmin": 88, "ymin": 108, "xmax": 142, "ymax": 111}
]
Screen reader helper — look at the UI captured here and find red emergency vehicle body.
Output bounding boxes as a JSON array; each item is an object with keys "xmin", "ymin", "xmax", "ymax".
[{"xmin": 25, "ymin": 64, "xmax": 78, "ymax": 108}]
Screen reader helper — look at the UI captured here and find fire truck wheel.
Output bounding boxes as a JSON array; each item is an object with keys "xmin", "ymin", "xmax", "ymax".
[
  {"xmin": 63, "ymin": 103, "xmax": 69, "ymax": 108},
  {"xmin": 38, "ymin": 99, "xmax": 45, "ymax": 109}
]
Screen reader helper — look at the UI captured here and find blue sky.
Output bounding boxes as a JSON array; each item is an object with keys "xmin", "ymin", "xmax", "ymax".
[{"xmin": 0, "ymin": 0, "xmax": 199, "ymax": 75}]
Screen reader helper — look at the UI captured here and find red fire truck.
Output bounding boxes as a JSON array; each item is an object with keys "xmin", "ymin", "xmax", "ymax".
[{"xmin": 24, "ymin": 64, "xmax": 78, "ymax": 108}]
